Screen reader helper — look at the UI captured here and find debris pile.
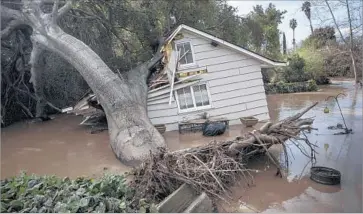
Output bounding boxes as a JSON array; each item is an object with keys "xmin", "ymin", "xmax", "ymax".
[
  {"xmin": 129, "ymin": 102, "xmax": 319, "ymax": 203},
  {"xmin": 62, "ymin": 94, "xmax": 107, "ymax": 132}
]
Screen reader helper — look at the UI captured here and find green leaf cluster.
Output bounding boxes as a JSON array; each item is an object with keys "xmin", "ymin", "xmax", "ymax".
[{"xmin": 1, "ymin": 172, "xmax": 156, "ymax": 213}]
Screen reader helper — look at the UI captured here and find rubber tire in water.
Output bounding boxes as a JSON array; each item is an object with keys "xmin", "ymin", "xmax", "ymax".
[{"xmin": 310, "ymin": 166, "xmax": 341, "ymax": 185}]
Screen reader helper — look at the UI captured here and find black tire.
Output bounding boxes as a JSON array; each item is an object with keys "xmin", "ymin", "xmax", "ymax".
[{"xmin": 310, "ymin": 166, "xmax": 341, "ymax": 185}]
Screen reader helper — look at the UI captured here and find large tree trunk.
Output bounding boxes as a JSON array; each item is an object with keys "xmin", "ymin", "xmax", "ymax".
[
  {"xmin": 2, "ymin": 0, "xmax": 166, "ymax": 165},
  {"xmin": 29, "ymin": 43, "xmax": 48, "ymax": 118},
  {"xmin": 39, "ymin": 22, "xmax": 166, "ymax": 166}
]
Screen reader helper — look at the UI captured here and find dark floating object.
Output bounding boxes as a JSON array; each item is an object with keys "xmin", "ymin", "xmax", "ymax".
[
  {"xmin": 210, "ymin": 40, "xmax": 218, "ymax": 47},
  {"xmin": 325, "ymin": 93, "xmax": 353, "ymax": 135},
  {"xmin": 327, "ymin": 123, "xmax": 353, "ymax": 135},
  {"xmin": 202, "ymin": 122, "xmax": 226, "ymax": 136},
  {"xmin": 310, "ymin": 166, "xmax": 341, "ymax": 185}
]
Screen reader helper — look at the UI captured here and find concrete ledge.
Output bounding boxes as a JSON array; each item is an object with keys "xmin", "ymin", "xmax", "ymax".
[
  {"xmin": 183, "ymin": 192, "xmax": 213, "ymax": 213},
  {"xmin": 157, "ymin": 184, "xmax": 197, "ymax": 213}
]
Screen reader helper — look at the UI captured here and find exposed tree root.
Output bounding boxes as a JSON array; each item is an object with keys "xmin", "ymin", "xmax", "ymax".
[{"xmin": 130, "ymin": 102, "xmax": 319, "ymax": 203}]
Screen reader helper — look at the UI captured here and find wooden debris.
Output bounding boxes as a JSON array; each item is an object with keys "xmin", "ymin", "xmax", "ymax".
[{"xmin": 130, "ymin": 102, "xmax": 319, "ymax": 203}]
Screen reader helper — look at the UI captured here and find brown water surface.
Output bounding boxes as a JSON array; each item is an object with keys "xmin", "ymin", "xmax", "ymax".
[
  {"xmin": 1, "ymin": 115, "xmax": 130, "ymax": 179},
  {"xmin": 1, "ymin": 80, "xmax": 362, "ymax": 212},
  {"xmin": 218, "ymin": 80, "xmax": 362, "ymax": 213}
]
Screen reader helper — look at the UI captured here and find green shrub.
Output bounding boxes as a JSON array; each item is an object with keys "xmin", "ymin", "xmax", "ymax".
[
  {"xmin": 307, "ymin": 79, "xmax": 318, "ymax": 91},
  {"xmin": 297, "ymin": 45, "xmax": 330, "ymax": 84},
  {"xmin": 265, "ymin": 80, "xmax": 318, "ymax": 94},
  {"xmin": 1, "ymin": 172, "xmax": 157, "ymax": 213},
  {"xmin": 282, "ymin": 54, "xmax": 310, "ymax": 83}
]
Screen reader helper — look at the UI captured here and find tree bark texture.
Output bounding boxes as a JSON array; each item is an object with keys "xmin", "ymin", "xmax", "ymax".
[
  {"xmin": 292, "ymin": 29, "xmax": 296, "ymax": 50},
  {"xmin": 309, "ymin": 18, "xmax": 313, "ymax": 35},
  {"xmin": 29, "ymin": 43, "xmax": 47, "ymax": 118},
  {"xmin": 2, "ymin": 0, "xmax": 166, "ymax": 165}
]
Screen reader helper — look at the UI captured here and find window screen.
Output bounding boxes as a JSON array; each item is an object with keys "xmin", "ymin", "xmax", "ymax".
[{"xmin": 176, "ymin": 42, "xmax": 194, "ymax": 65}]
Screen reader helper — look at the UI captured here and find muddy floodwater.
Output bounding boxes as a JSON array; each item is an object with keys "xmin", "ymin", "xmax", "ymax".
[{"xmin": 1, "ymin": 80, "xmax": 362, "ymax": 212}]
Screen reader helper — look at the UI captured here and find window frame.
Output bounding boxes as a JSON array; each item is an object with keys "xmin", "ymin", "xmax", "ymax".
[
  {"xmin": 175, "ymin": 83, "xmax": 212, "ymax": 113},
  {"xmin": 175, "ymin": 40, "xmax": 196, "ymax": 68}
]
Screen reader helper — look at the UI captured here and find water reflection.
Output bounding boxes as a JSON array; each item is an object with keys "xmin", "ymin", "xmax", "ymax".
[{"xmin": 219, "ymin": 80, "xmax": 362, "ymax": 213}]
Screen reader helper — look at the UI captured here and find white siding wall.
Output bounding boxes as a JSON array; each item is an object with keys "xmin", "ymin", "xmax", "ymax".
[{"xmin": 147, "ymin": 30, "xmax": 270, "ymax": 131}]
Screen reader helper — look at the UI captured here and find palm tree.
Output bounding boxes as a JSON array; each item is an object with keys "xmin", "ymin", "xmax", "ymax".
[
  {"xmin": 302, "ymin": 1, "xmax": 313, "ymax": 34},
  {"xmin": 290, "ymin": 19, "xmax": 297, "ymax": 50},
  {"xmin": 282, "ymin": 32, "xmax": 287, "ymax": 55}
]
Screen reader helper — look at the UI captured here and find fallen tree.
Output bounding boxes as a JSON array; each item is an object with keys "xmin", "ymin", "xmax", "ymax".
[
  {"xmin": 1, "ymin": 0, "xmax": 166, "ymax": 165},
  {"xmin": 130, "ymin": 102, "xmax": 319, "ymax": 203}
]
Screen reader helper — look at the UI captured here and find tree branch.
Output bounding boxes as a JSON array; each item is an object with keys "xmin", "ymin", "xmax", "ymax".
[
  {"xmin": 1, "ymin": 19, "xmax": 25, "ymax": 39},
  {"xmin": 147, "ymin": 51, "xmax": 164, "ymax": 71},
  {"xmin": 72, "ymin": 7, "xmax": 132, "ymax": 53},
  {"xmin": 52, "ymin": 0, "xmax": 60, "ymax": 24},
  {"xmin": 29, "ymin": 41, "xmax": 50, "ymax": 117},
  {"xmin": 14, "ymin": 87, "xmax": 61, "ymax": 112},
  {"xmin": 324, "ymin": 0, "xmax": 348, "ymax": 45},
  {"xmin": 1, "ymin": 5, "xmax": 23, "ymax": 20},
  {"xmin": 29, "ymin": 42, "xmax": 43, "ymax": 84},
  {"xmin": 1, "ymin": 5, "xmax": 27, "ymax": 39},
  {"xmin": 58, "ymin": 0, "xmax": 73, "ymax": 18}
]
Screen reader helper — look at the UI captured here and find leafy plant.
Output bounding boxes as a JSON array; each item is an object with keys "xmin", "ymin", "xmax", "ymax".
[
  {"xmin": 282, "ymin": 54, "xmax": 309, "ymax": 83},
  {"xmin": 265, "ymin": 80, "xmax": 318, "ymax": 94},
  {"xmin": 1, "ymin": 172, "xmax": 156, "ymax": 213}
]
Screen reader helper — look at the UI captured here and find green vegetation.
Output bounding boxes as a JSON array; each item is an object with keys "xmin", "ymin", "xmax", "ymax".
[
  {"xmin": 265, "ymin": 80, "xmax": 318, "ymax": 94},
  {"xmin": 1, "ymin": 172, "xmax": 156, "ymax": 213},
  {"xmin": 282, "ymin": 54, "xmax": 308, "ymax": 83},
  {"xmin": 265, "ymin": 0, "xmax": 362, "ymax": 90},
  {"xmin": 245, "ymin": 3, "xmax": 287, "ymax": 59},
  {"xmin": 265, "ymin": 54, "xmax": 320, "ymax": 94},
  {"xmin": 292, "ymin": 26, "xmax": 360, "ymax": 85}
]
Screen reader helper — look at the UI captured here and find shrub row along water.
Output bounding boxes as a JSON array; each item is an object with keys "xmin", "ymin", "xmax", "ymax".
[{"xmin": 264, "ymin": 80, "xmax": 318, "ymax": 94}]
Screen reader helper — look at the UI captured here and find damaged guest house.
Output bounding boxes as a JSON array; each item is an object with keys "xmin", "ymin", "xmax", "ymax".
[{"xmin": 64, "ymin": 24, "xmax": 287, "ymax": 133}]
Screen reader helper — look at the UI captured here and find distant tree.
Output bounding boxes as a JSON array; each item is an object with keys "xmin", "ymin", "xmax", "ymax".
[
  {"xmin": 310, "ymin": 0, "xmax": 362, "ymax": 83},
  {"xmin": 282, "ymin": 32, "xmax": 287, "ymax": 55},
  {"xmin": 290, "ymin": 19, "xmax": 298, "ymax": 50},
  {"xmin": 246, "ymin": 3, "xmax": 287, "ymax": 59},
  {"xmin": 324, "ymin": 0, "xmax": 359, "ymax": 83},
  {"xmin": 308, "ymin": 27, "xmax": 336, "ymax": 47},
  {"xmin": 302, "ymin": 1, "xmax": 313, "ymax": 34}
]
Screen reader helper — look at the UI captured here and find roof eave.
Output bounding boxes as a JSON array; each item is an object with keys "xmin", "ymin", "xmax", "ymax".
[{"xmin": 261, "ymin": 62, "xmax": 288, "ymax": 68}]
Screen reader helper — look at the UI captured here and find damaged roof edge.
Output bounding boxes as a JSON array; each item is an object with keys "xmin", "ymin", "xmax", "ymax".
[{"xmin": 166, "ymin": 24, "xmax": 287, "ymax": 67}]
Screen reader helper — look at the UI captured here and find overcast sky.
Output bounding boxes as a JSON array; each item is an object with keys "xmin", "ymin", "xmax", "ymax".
[{"xmin": 227, "ymin": 1, "xmax": 355, "ymax": 50}]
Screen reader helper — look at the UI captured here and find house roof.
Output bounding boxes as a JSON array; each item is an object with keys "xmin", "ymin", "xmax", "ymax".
[{"xmin": 165, "ymin": 24, "xmax": 287, "ymax": 67}]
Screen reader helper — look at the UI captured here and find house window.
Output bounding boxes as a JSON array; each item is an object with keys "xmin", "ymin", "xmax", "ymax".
[
  {"xmin": 176, "ymin": 42, "xmax": 195, "ymax": 66},
  {"xmin": 176, "ymin": 83, "xmax": 211, "ymax": 112}
]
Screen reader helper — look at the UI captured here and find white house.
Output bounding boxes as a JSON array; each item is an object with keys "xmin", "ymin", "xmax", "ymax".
[{"xmin": 147, "ymin": 24, "xmax": 286, "ymax": 131}]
